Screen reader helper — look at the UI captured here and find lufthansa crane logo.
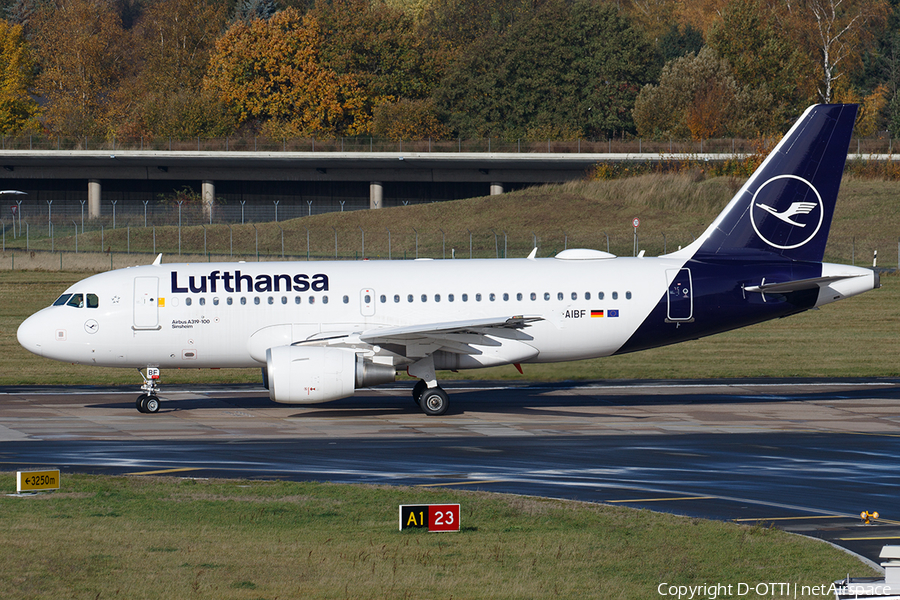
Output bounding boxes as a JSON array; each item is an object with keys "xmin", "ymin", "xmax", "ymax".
[{"xmin": 749, "ymin": 174, "xmax": 823, "ymax": 250}]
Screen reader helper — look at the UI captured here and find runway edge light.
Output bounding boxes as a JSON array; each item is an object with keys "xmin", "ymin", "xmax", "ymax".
[
  {"xmin": 399, "ymin": 504, "xmax": 460, "ymax": 532},
  {"xmin": 17, "ymin": 469, "xmax": 60, "ymax": 493}
]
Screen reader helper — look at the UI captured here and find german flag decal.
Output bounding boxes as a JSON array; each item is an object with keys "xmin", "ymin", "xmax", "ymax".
[{"xmin": 591, "ymin": 310, "xmax": 604, "ymax": 318}]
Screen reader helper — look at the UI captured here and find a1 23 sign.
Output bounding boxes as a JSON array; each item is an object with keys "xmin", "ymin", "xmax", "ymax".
[{"xmin": 399, "ymin": 504, "xmax": 460, "ymax": 532}]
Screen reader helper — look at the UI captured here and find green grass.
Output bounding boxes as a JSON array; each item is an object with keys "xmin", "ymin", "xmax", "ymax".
[{"xmin": 0, "ymin": 474, "xmax": 877, "ymax": 599}]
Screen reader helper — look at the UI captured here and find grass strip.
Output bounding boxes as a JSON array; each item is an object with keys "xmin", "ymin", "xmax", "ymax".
[{"xmin": 0, "ymin": 473, "xmax": 877, "ymax": 599}]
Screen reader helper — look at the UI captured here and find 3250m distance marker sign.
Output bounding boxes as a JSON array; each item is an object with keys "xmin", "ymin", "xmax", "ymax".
[
  {"xmin": 399, "ymin": 504, "xmax": 460, "ymax": 532},
  {"xmin": 17, "ymin": 469, "xmax": 60, "ymax": 493}
]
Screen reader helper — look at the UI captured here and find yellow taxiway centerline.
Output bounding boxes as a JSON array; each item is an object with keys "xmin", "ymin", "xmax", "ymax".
[
  {"xmin": 126, "ymin": 467, "xmax": 201, "ymax": 476},
  {"xmin": 607, "ymin": 496, "xmax": 716, "ymax": 503}
]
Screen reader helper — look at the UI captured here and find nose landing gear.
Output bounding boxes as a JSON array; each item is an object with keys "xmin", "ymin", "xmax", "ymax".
[{"xmin": 136, "ymin": 367, "xmax": 161, "ymax": 414}]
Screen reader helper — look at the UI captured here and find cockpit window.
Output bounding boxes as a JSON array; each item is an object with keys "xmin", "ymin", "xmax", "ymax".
[
  {"xmin": 53, "ymin": 294, "xmax": 72, "ymax": 306},
  {"xmin": 87, "ymin": 294, "xmax": 99, "ymax": 308},
  {"xmin": 66, "ymin": 294, "xmax": 84, "ymax": 308}
]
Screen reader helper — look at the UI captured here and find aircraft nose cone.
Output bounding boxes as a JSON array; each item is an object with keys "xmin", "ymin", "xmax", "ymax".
[{"xmin": 17, "ymin": 314, "xmax": 45, "ymax": 357}]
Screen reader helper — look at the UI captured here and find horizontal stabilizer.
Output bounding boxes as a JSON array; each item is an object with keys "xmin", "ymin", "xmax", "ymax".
[{"xmin": 744, "ymin": 274, "xmax": 864, "ymax": 294}]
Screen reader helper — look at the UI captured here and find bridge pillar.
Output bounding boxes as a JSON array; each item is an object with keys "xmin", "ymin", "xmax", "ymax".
[
  {"xmin": 490, "ymin": 182, "xmax": 504, "ymax": 195},
  {"xmin": 370, "ymin": 181, "xmax": 383, "ymax": 209},
  {"xmin": 202, "ymin": 180, "xmax": 215, "ymax": 221},
  {"xmin": 88, "ymin": 179, "xmax": 101, "ymax": 219}
]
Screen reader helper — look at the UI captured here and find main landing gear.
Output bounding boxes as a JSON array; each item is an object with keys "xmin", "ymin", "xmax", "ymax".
[
  {"xmin": 136, "ymin": 367, "xmax": 161, "ymax": 414},
  {"xmin": 408, "ymin": 356, "xmax": 449, "ymax": 416},
  {"xmin": 412, "ymin": 379, "xmax": 449, "ymax": 416}
]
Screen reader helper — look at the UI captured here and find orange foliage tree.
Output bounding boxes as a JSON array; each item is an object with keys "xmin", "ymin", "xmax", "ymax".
[
  {"xmin": 0, "ymin": 19, "xmax": 37, "ymax": 133},
  {"xmin": 203, "ymin": 8, "xmax": 366, "ymax": 137}
]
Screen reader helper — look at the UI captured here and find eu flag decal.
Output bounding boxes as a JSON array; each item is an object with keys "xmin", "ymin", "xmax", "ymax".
[
  {"xmin": 608, "ymin": 309, "xmax": 620, "ymax": 318},
  {"xmin": 591, "ymin": 310, "xmax": 604, "ymax": 318}
]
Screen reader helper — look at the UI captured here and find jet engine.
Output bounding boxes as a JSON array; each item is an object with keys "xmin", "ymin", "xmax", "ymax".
[{"xmin": 265, "ymin": 345, "xmax": 396, "ymax": 404}]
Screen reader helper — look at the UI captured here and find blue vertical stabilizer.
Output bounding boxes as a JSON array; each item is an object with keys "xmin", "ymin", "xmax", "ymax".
[{"xmin": 693, "ymin": 104, "xmax": 857, "ymax": 262}]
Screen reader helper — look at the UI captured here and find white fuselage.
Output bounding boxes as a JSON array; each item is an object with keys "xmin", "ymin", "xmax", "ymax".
[{"xmin": 18, "ymin": 253, "xmax": 688, "ymax": 369}]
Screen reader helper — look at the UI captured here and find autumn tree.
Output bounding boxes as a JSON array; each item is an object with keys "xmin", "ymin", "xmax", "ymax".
[
  {"xmin": 773, "ymin": 0, "xmax": 889, "ymax": 103},
  {"xmin": 204, "ymin": 8, "xmax": 366, "ymax": 137},
  {"xmin": 633, "ymin": 47, "xmax": 744, "ymax": 139},
  {"xmin": 30, "ymin": 0, "xmax": 129, "ymax": 137},
  {"xmin": 371, "ymin": 98, "xmax": 449, "ymax": 140},
  {"xmin": 120, "ymin": 0, "xmax": 232, "ymax": 139},
  {"xmin": 707, "ymin": 0, "xmax": 815, "ymax": 132},
  {"xmin": 313, "ymin": 0, "xmax": 437, "ymax": 101},
  {"xmin": 434, "ymin": 0, "xmax": 658, "ymax": 138},
  {"xmin": 310, "ymin": 0, "xmax": 440, "ymax": 135},
  {"xmin": 0, "ymin": 19, "xmax": 36, "ymax": 133}
]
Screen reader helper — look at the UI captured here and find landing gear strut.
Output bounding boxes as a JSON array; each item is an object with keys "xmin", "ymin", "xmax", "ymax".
[{"xmin": 136, "ymin": 367, "xmax": 161, "ymax": 414}]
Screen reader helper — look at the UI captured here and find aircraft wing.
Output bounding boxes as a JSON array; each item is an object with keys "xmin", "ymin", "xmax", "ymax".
[
  {"xmin": 744, "ymin": 274, "xmax": 865, "ymax": 294},
  {"xmin": 359, "ymin": 315, "xmax": 543, "ymax": 345}
]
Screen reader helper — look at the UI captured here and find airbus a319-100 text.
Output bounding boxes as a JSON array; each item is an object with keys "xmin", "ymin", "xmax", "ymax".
[{"xmin": 17, "ymin": 104, "xmax": 880, "ymax": 415}]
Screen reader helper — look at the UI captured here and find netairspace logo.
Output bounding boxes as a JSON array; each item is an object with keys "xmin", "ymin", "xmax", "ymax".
[{"xmin": 656, "ymin": 581, "xmax": 892, "ymax": 599}]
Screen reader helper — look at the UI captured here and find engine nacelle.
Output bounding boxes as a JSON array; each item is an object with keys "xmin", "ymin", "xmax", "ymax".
[{"xmin": 266, "ymin": 345, "xmax": 396, "ymax": 404}]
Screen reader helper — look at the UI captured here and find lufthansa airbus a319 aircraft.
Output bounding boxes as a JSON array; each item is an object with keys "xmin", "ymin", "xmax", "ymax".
[{"xmin": 17, "ymin": 104, "xmax": 880, "ymax": 415}]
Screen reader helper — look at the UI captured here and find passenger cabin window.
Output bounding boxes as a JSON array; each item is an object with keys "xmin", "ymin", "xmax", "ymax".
[
  {"xmin": 612, "ymin": 292, "xmax": 618, "ymax": 300},
  {"xmin": 626, "ymin": 291, "xmax": 632, "ymax": 299},
  {"xmin": 598, "ymin": 292, "xmax": 605, "ymax": 300},
  {"xmin": 585, "ymin": 292, "xmax": 591, "ymax": 300}
]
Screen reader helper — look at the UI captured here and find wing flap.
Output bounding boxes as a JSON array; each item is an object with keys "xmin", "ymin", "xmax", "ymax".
[{"xmin": 359, "ymin": 315, "xmax": 542, "ymax": 344}]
